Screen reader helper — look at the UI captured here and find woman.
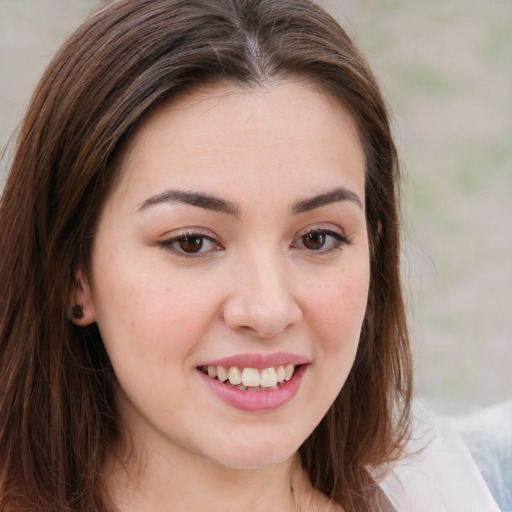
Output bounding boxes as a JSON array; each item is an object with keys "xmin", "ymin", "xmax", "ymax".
[{"xmin": 0, "ymin": 1, "xmax": 500, "ymax": 511}]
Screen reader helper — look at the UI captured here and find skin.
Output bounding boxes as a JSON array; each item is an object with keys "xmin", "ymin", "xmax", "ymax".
[{"xmin": 74, "ymin": 79, "xmax": 369, "ymax": 511}]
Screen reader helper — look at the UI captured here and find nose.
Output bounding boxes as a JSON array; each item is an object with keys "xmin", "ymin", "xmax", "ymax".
[{"xmin": 222, "ymin": 251, "xmax": 303, "ymax": 338}]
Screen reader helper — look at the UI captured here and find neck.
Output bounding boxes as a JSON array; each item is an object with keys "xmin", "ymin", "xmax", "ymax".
[{"xmin": 104, "ymin": 434, "xmax": 303, "ymax": 512}]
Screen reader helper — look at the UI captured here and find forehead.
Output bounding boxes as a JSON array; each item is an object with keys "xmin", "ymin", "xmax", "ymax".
[{"xmin": 111, "ymin": 79, "xmax": 366, "ymax": 208}]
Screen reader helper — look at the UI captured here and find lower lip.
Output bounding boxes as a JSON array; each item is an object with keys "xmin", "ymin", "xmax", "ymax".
[{"xmin": 197, "ymin": 365, "xmax": 307, "ymax": 412}]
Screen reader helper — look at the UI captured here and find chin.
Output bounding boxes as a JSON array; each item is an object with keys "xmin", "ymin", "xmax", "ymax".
[
  {"xmin": 213, "ymin": 453, "xmax": 292, "ymax": 470},
  {"xmin": 203, "ymin": 433, "xmax": 301, "ymax": 470}
]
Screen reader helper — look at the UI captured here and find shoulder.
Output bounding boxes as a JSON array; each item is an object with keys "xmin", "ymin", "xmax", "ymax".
[{"xmin": 374, "ymin": 403, "xmax": 503, "ymax": 512}]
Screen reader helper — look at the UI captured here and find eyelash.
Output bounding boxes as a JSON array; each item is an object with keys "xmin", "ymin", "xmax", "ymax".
[{"xmin": 158, "ymin": 228, "xmax": 350, "ymax": 258}]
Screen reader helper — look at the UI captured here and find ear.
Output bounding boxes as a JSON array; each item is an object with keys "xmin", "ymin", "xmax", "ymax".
[{"xmin": 69, "ymin": 270, "xmax": 97, "ymax": 326}]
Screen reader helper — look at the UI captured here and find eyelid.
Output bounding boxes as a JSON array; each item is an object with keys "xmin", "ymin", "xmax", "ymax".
[
  {"xmin": 294, "ymin": 223, "xmax": 348, "ymax": 240},
  {"xmin": 157, "ymin": 227, "xmax": 217, "ymax": 241}
]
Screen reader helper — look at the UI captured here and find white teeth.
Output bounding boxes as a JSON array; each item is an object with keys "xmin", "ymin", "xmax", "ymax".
[
  {"xmin": 242, "ymin": 367, "xmax": 260, "ymax": 387},
  {"xmin": 276, "ymin": 365, "xmax": 285, "ymax": 383},
  {"xmin": 205, "ymin": 364, "xmax": 298, "ymax": 387},
  {"xmin": 228, "ymin": 366, "xmax": 242, "ymax": 385},
  {"xmin": 260, "ymin": 367, "xmax": 278, "ymax": 387},
  {"xmin": 284, "ymin": 363, "xmax": 294, "ymax": 381},
  {"xmin": 216, "ymin": 366, "xmax": 228, "ymax": 382}
]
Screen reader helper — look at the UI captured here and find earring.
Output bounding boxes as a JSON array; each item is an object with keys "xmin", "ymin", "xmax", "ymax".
[{"xmin": 72, "ymin": 304, "xmax": 83, "ymax": 320}]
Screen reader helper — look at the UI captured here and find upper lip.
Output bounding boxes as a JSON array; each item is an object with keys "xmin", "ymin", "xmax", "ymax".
[{"xmin": 198, "ymin": 352, "xmax": 310, "ymax": 369}]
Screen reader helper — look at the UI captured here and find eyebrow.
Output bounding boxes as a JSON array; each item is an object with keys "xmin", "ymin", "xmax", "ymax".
[
  {"xmin": 137, "ymin": 186, "xmax": 362, "ymax": 216},
  {"xmin": 137, "ymin": 190, "xmax": 241, "ymax": 217},
  {"xmin": 291, "ymin": 187, "xmax": 363, "ymax": 214}
]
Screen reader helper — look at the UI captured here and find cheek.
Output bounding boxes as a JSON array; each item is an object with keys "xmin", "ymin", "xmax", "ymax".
[
  {"xmin": 91, "ymin": 255, "xmax": 222, "ymax": 370},
  {"xmin": 304, "ymin": 265, "xmax": 369, "ymax": 395},
  {"xmin": 91, "ymin": 270, "xmax": 224, "ymax": 416},
  {"xmin": 307, "ymin": 266, "xmax": 369, "ymax": 341}
]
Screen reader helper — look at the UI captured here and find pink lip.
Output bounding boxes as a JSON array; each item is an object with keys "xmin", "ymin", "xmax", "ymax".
[
  {"xmin": 199, "ymin": 352, "xmax": 309, "ymax": 369},
  {"xmin": 197, "ymin": 364, "xmax": 308, "ymax": 413}
]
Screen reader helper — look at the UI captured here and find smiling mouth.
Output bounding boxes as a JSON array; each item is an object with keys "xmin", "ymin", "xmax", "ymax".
[{"xmin": 199, "ymin": 364, "xmax": 298, "ymax": 391}]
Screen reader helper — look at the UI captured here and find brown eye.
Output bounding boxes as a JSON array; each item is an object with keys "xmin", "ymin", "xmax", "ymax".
[
  {"xmin": 159, "ymin": 233, "xmax": 221, "ymax": 257},
  {"xmin": 178, "ymin": 236, "xmax": 204, "ymax": 253},
  {"xmin": 302, "ymin": 232, "xmax": 326, "ymax": 250},
  {"xmin": 294, "ymin": 229, "xmax": 348, "ymax": 254}
]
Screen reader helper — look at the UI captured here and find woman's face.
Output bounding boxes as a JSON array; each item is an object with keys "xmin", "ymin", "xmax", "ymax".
[{"xmin": 78, "ymin": 80, "xmax": 369, "ymax": 469}]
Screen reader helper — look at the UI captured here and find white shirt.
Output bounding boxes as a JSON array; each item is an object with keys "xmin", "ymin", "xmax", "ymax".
[{"xmin": 376, "ymin": 406, "xmax": 502, "ymax": 512}]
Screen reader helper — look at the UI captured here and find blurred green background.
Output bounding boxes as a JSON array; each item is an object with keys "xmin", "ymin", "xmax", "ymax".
[{"xmin": 1, "ymin": 0, "xmax": 511, "ymax": 414}]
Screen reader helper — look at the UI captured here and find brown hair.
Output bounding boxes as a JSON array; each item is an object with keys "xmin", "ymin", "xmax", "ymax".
[{"xmin": 0, "ymin": 1, "xmax": 412, "ymax": 510}]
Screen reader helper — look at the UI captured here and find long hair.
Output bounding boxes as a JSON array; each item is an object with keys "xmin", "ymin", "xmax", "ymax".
[{"xmin": 0, "ymin": 1, "xmax": 412, "ymax": 510}]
